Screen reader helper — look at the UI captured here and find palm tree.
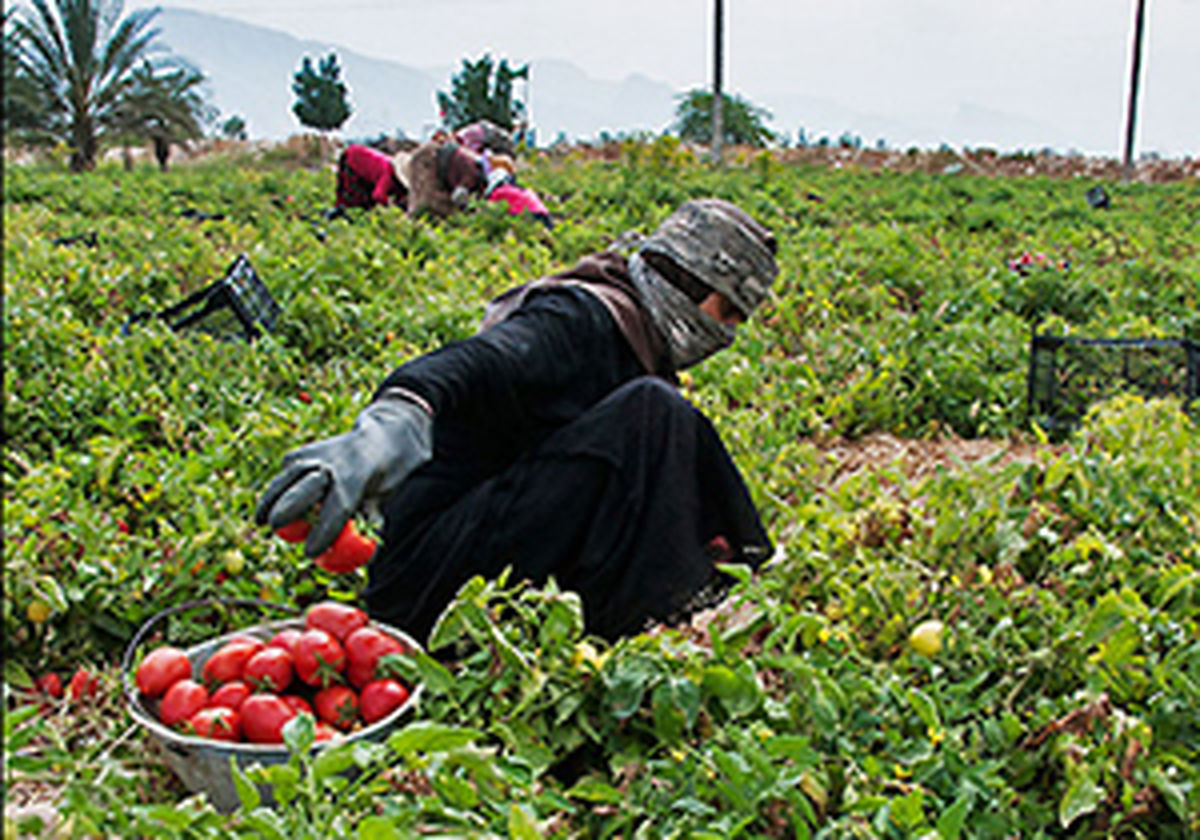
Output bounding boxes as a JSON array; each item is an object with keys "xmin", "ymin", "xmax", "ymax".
[
  {"xmin": 674, "ymin": 90, "xmax": 776, "ymax": 148},
  {"xmin": 3, "ymin": 10, "xmax": 44, "ymax": 140},
  {"xmin": 114, "ymin": 60, "xmax": 212, "ymax": 171},
  {"xmin": 10, "ymin": 0, "xmax": 164, "ymax": 170}
]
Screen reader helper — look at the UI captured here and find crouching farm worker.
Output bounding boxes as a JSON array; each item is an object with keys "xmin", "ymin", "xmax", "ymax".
[
  {"xmin": 255, "ymin": 199, "xmax": 778, "ymax": 642},
  {"xmin": 335, "ymin": 144, "xmax": 409, "ymax": 210},
  {"xmin": 405, "ymin": 141, "xmax": 553, "ymax": 226}
]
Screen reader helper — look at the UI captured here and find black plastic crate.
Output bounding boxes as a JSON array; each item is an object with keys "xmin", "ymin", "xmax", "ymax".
[
  {"xmin": 125, "ymin": 254, "xmax": 280, "ymax": 341},
  {"xmin": 1027, "ymin": 334, "xmax": 1199, "ymax": 434}
]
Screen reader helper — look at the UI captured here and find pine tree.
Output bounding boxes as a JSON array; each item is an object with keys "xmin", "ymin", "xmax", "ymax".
[
  {"xmin": 291, "ymin": 52, "xmax": 352, "ymax": 132},
  {"xmin": 436, "ymin": 54, "xmax": 527, "ymax": 131}
]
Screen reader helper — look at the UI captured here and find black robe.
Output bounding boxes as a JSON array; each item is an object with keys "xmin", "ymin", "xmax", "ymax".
[{"xmin": 362, "ymin": 269, "xmax": 771, "ymax": 642}]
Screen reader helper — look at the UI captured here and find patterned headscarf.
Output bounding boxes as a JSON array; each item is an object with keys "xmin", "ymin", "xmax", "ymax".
[{"xmin": 625, "ymin": 199, "xmax": 778, "ymax": 369}]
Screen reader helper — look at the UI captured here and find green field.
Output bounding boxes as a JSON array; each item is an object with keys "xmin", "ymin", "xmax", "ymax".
[{"xmin": 4, "ymin": 140, "xmax": 1198, "ymax": 837}]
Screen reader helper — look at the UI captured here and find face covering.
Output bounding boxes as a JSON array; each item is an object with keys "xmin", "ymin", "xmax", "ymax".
[{"xmin": 627, "ymin": 252, "xmax": 735, "ymax": 370}]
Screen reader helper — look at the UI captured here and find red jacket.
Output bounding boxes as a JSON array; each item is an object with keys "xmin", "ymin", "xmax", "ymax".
[{"xmin": 344, "ymin": 144, "xmax": 402, "ymax": 206}]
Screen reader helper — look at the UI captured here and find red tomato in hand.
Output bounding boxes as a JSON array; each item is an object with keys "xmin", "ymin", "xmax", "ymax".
[
  {"xmin": 67, "ymin": 668, "xmax": 99, "ymax": 701},
  {"xmin": 293, "ymin": 629, "xmax": 346, "ymax": 687},
  {"xmin": 201, "ymin": 642, "xmax": 258, "ymax": 689},
  {"xmin": 267, "ymin": 628, "xmax": 303, "ymax": 656},
  {"xmin": 359, "ymin": 679, "xmax": 410, "ymax": 724},
  {"xmin": 344, "ymin": 627, "xmax": 406, "ymax": 688},
  {"xmin": 160, "ymin": 679, "xmax": 209, "ymax": 727},
  {"xmin": 314, "ymin": 522, "xmax": 376, "ymax": 574},
  {"xmin": 240, "ymin": 695, "xmax": 297, "ymax": 744},
  {"xmin": 136, "ymin": 646, "xmax": 193, "ymax": 698},
  {"xmin": 304, "ymin": 601, "xmax": 368, "ymax": 641},
  {"xmin": 35, "ymin": 673, "xmax": 63, "ymax": 699},
  {"xmin": 243, "ymin": 647, "xmax": 294, "ymax": 693},
  {"xmin": 314, "ymin": 685, "xmax": 359, "ymax": 731},
  {"xmin": 274, "ymin": 520, "xmax": 312, "ymax": 544},
  {"xmin": 208, "ymin": 680, "xmax": 252, "ymax": 711},
  {"xmin": 185, "ymin": 707, "xmax": 241, "ymax": 741}
]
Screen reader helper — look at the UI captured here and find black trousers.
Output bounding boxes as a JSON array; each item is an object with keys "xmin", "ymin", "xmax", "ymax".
[{"xmin": 365, "ymin": 377, "xmax": 771, "ymax": 642}]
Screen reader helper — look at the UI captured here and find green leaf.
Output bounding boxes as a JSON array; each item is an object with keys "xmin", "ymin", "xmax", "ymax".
[
  {"xmin": 5, "ymin": 660, "xmax": 33, "ymax": 689},
  {"xmin": 566, "ymin": 777, "xmax": 625, "ymax": 805},
  {"xmin": 1148, "ymin": 766, "xmax": 1190, "ymax": 823},
  {"xmin": 1058, "ymin": 772, "xmax": 1104, "ymax": 829},
  {"xmin": 230, "ymin": 755, "xmax": 262, "ymax": 811},
  {"xmin": 432, "ymin": 766, "xmax": 479, "ymax": 809},
  {"xmin": 936, "ymin": 795, "xmax": 971, "ymax": 840},
  {"xmin": 386, "ymin": 721, "xmax": 482, "ymax": 757},
  {"xmin": 1080, "ymin": 591, "xmax": 1126, "ymax": 648},
  {"xmin": 604, "ymin": 654, "xmax": 658, "ymax": 719},
  {"xmin": 764, "ymin": 734, "xmax": 818, "ymax": 767},
  {"xmin": 358, "ymin": 815, "xmax": 403, "ymax": 840},
  {"xmin": 312, "ymin": 743, "xmax": 356, "ymax": 780},
  {"xmin": 908, "ymin": 687, "xmax": 940, "ymax": 730},
  {"xmin": 508, "ymin": 803, "xmax": 541, "ymax": 840},
  {"xmin": 702, "ymin": 661, "xmax": 761, "ymax": 718},
  {"xmin": 282, "ymin": 711, "xmax": 315, "ymax": 754}
]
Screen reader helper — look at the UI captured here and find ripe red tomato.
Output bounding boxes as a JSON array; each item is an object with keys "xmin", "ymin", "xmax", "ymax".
[
  {"xmin": 208, "ymin": 680, "xmax": 252, "ymax": 711},
  {"xmin": 344, "ymin": 627, "xmax": 406, "ymax": 688},
  {"xmin": 314, "ymin": 522, "xmax": 376, "ymax": 574},
  {"xmin": 135, "ymin": 646, "xmax": 193, "ymax": 698},
  {"xmin": 67, "ymin": 668, "xmax": 99, "ymax": 701},
  {"xmin": 225, "ymin": 635, "xmax": 265, "ymax": 654},
  {"xmin": 274, "ymin": 520, "xmax": 312, "ymax": 544},
  {"xmin": 35, "ymin": 673, "xmax": 63, "ymax": 699},
  {"xmin": 201, "ymin": 642, "xmax": 258, "ymax": 688},
  {"xmin": 240, "ymin": 695, "xmax": 297, "ymax": 744},
  {"xmin": 359, "ymin": 679, "xmax": 410, "ymax": 724},
  {"xmin": 185, "ymin": 707, "xmax": 241, "ymax": 742},
  {"xmin": 293, "ymin": 629, "xmax": 346, "ymax": 687},
  {"xmin": 243, "ymin": 647, "xmax": 294, "ymax": 693},
  {"xmin": 160, "ymin": 679, "xmax": 209, "ymax": 727},
  {"xmin": 280, "ymin": 694, "xmax": 314, "ymax": 716},
  {"xmin": 305, "ymin": 601, "xmax": 368, "ymax": 642},
  {"xmin": 267, "ymin": 628, "xmax": 303, "ymax": 656},
  {"xmin": 314, "ymin": 685, "xmax": 359, "ymax": 731},
  {"xmin": 313, "ymin": 721, "xmax": 341, "ymax": 742}
]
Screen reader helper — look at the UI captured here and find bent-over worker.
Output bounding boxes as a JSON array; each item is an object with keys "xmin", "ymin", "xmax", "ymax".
[{"xmin": 255, "ymin": 199, "xmax": 778, "ymax": 641}]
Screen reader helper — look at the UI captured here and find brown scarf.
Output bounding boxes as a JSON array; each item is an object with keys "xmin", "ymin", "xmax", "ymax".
[{"xmin": 478, "ymin": 251, "xmax": 672, "ymax": 378}]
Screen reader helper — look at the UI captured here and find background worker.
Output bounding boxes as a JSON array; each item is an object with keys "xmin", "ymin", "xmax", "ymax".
[
  {"xmin": 256, "ymin": 199, "xmax": 778, "ymax": 642},
  {"xmin": 335, "ymin": 143, "xmax": 409, "ymax": 210}
]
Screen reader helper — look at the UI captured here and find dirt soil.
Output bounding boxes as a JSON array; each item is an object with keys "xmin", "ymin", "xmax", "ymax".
[{"xmin": 813, "ymin": 431, "xmax": 1054, "ymax": 484}]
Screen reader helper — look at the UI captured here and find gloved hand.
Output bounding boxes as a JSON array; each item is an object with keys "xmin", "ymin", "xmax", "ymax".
[{"xmin": 254, "ymin": 389, "xmax": 433, "ymax": 558}]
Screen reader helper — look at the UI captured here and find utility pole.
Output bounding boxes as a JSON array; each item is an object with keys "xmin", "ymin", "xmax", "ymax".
[
  {"xmin": 712, "ymin": 0, "xmax": 724, "ymax": 164},
  {"xmin": 1122, "ymin": 0, "xmax": 1148, "ymax": 181}
]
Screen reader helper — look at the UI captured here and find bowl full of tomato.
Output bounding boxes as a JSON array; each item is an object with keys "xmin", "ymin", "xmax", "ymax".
[{"xmin": 122, "ymin": 598, "xmax": 422, "ymax": 814}]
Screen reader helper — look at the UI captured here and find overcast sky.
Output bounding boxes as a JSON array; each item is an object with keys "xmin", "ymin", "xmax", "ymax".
[{"xmin": 127, "ymin": 0, "xmax": 1199, "ymax": 156}]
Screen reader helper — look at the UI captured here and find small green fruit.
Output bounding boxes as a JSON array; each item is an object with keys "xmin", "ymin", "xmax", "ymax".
[
  {"xmin": 909, "ymin": 619, "xmax": 944, "ymax": 656},
  {"xmin": 222, "ymin": 549, "xmax": 246, "ymax": 576}
]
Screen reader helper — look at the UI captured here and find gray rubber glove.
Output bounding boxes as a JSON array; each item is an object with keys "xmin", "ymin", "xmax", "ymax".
[{"xmin": 254, "ymin": 388, "xmax": 433, "ymax": 558}]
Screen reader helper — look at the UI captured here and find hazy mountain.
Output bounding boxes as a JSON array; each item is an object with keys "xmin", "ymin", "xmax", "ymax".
[
  {"xmin": 155, "ymin": 7, "xmax": 1067, "ymax": 152},
  {"xmin": 156, "ymin": 8, "xmax": 681, "ymax": 143}
]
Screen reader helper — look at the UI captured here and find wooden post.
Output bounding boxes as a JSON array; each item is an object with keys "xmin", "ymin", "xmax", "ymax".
[
  {"xmin": 712, "ymin": 0, "xmax": 724, "ymax": 164},
  {"xmin": 1122, "ymin": 0, "xmax": 1147, "ymax": 181}
]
